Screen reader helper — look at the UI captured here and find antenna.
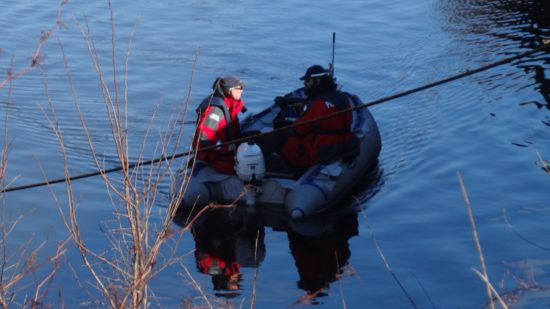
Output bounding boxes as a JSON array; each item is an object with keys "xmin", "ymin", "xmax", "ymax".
[{"xmin": 330, "ymin": 32, "xmax": 336, "ymax": 79}]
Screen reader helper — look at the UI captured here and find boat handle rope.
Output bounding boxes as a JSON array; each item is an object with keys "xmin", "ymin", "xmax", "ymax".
[{"xmin": 2, "ymin": 40, "xmax": 549, "ymax": 194}]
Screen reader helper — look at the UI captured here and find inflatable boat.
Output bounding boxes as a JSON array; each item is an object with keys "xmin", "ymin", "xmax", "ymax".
[{"xmin": 169, "ymin": 89, "xmax": 381, "ymax": 219}]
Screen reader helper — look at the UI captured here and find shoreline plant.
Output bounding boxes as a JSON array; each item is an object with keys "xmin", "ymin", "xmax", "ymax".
[{"xmin": 44, "ymin": 2, "xmax": 199, "ymax": 307}]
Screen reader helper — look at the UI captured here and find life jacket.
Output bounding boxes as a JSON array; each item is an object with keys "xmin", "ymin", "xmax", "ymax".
[
  {"xmin": 193, "ymin": 94, "xmax": 244, "ymax": 174},
  {"xmin": 282, "ymin": 90, "xmax": 358, "ymax": 168},
  {"xmin": 195, "ymin": 95, "xmax": 237, "ymax": 139}
]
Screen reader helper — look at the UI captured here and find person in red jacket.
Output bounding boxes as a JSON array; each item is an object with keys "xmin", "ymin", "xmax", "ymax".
[
  {"xmin": 281, "ymin": 65, "xmax": 359, "ymax": 170},
  {"xmin": 193, "ymin": 76, "xmax": 246, "ymax": 174}
]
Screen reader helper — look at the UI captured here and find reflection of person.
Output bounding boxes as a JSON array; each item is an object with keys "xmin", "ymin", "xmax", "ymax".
[
  {"xmin": 287, "ymin": 213, "xmax": 358, "ymax": 297},
  {"xmin": 193, "ymin": 76, "xmax": 246, "ymax": 174},
  {"xmin": 190, "ymin": 208, "xmax": 265, "ymax": 298},
  {"xmin": 281, "ymin": 65, "xmax": 359, "ymax": 170}
]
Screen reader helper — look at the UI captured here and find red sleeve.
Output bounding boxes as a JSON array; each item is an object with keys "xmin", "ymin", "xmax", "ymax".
[{"xmin": 197, "ymin": 106, "xmax": 227, "ymax": 145}]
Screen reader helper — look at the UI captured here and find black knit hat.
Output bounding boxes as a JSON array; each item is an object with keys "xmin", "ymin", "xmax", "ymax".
[
  {"xmin": 220, "ymin": 76, "xmax": 245, "ymax": 90},
  {"xmin": 299, "ymin": 65, "xmax": 329, "ymax": 80}
]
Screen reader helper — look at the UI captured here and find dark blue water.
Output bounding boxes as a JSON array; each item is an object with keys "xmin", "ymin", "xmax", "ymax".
[{"xmin": 1, "ymin": 0, "xmax": 550, "ymax": 307}]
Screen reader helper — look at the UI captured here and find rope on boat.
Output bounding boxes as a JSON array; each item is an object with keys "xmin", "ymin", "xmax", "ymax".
[{"xmin": 2, "ymin": 41, "xmax": 549, "ymax": 194}]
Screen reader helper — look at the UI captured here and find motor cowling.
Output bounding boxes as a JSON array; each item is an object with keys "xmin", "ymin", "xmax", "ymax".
[{"xmin": 235, "ymin": 141, "xmax": 265, "ymax": 182}]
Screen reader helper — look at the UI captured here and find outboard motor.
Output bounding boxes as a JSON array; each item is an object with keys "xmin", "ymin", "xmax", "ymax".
[{"xmin": 235, "ymin": 141, "xmax": 265, "ymax": 206}]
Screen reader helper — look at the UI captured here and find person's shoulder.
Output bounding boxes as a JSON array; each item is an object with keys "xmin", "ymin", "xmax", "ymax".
[
  {"xmin": 198, "ymin": 95, "xmax": 225, "ymax": 111},
  {"xmin": 202, "ymin": 106, "xmax": 225, "ymax": 126},
  {"xmin": 206, "ymin": 105, "xmax": 225, "ymax": 115}
]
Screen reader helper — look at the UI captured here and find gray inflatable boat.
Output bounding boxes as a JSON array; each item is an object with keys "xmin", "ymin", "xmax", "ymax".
[{"xmin": 170, "ymin": 90, "xmax": 381, "ymax": 219}]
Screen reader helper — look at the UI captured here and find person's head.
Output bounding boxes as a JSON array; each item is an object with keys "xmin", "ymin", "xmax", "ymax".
[
  {"xmin": 299, "ymin": 65, "xmax": 336, "ymax": 96},
  {"xmin": 212, "ymin": 76, "xmax": 245, "ymax": 100}
]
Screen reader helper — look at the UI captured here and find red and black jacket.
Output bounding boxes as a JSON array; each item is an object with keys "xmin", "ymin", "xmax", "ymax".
[
  {"xmin": 282, "ymin": 90, "xmax": 357, "ymax": 168},
  {"xmin": 193, "ymin": 94, "xmax": 244, "ymax": 174}
]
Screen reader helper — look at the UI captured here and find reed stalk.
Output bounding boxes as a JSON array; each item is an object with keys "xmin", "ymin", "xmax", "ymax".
[
  {"xmin": 0, "ymin": 57, "xmax": 67, "ymax": 308},
  {"xmin": 457, "ymin": 171, "xmax": 507, "ymax": 309},
  {"xmin": 40, "ymin": 1, "xmax": 203, "ymax": 307}
]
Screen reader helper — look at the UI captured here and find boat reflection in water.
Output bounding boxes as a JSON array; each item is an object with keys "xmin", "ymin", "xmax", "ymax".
[
  {"xmin": 286, "ymin": 211, "xmax": 358, "ymax": 299},
  {"xmin": 174, "ymin": 207, "xmax": 266, "ymax": 298},
  {"xmin": 174, "ymin": 205, "xmax": 359, "ymax": 301}
]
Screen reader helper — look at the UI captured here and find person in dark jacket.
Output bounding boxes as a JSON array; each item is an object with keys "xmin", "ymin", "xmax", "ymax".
[
  {"xmin": 193, "ymin": 76, "xmax": 246, "ymax": 174},
  {"xmin": 281, "ymin": 65, "xmax": 358, "ymax": 169}
]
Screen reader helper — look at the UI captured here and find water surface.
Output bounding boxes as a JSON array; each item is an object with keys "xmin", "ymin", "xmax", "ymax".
[{"xmin": 1, "ymin": 0, "xmax": 550, "ymax": 307}]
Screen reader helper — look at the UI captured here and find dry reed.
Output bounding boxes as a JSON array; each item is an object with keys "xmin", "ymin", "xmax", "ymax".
[
  {"xmin": 1, "ymin": 51, "xmax": 67, "ymax": 309},
  {"xmin": 457, "ymin": 171, "xmax": 507, "ymax": 309},
  {"xmin": 37, "ymin": 1, "xmax": 205, "ymax": 307}
]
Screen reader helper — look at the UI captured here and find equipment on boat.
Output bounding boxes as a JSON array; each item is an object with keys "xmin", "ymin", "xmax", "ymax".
[
  {"xmin": 170, "ymin": 88, "xmax": 381, "ymax": 219},
  {"xmin": 235, "ymin": 141, "xmax": 265, "ymax": 183},
  {"xmin": 235, "ymin": 141, "xmax": 265, "ymax": 206}
]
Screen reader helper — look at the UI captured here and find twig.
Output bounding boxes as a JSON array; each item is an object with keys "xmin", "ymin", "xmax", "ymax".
[
  {"xmin": 457, "ymin": 171, "xmax": 496, "ymax": 309},
  {"xmin": 181, "ymin": 263, "xmax": 213, "ymax": 309},
  {"xmin": 38, "ymin": 65, "xmax": 119, "ymax": 307},
  {"xmin": 409, "ymin": 272, "xmax": 436, "ymax": 309},
  {"xmin": 250, "ymin": 229, "xmax": 260, "ymax": 309},
  {"xmin": 535, "ymin": 151, "xmax": 550, "ymax": 175},
  {"xmin": 32, "ymin": 241, "xmax": 67, "ymax": 306},
  {"xmin": 0, "ymin": 2, "xmax": 67, "ymax": 90},
  {"xmin": 285, "ymin": 288, "xmax": 325, "ymax": 308},
  {"xmin": 502, "ymin": 208, "xmax": 550, "ymax": 251},
  {"xmin": 359, "ymin": 208, "xmax": 418, "ymax": 308},
  {"xmin": 471, "ymin": 268, "xmax": 509, "ymax": 309},
  {"xmin": 335, "ymin": 250, "xmax": 347, "ymax": 309}
]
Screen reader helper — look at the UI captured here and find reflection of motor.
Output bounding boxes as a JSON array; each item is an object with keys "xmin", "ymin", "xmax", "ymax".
[{"xmin": 235, "ymin": 141, "xmax": 265, "ymax": 205}]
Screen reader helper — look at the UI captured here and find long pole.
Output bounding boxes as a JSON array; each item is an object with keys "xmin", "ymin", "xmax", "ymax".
[
  {"xmin": 330, "ymin": 32, "xmax": 336, "ymax": 78},
  {"xmin": 2, "ymin": 40, "xmax": 550, "ymax": 194}
]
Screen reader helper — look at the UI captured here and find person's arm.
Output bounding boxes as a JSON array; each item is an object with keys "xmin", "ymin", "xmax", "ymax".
[{"xmin": 197, "ymin": 106, "xmax": 226, "ymax": 147}]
